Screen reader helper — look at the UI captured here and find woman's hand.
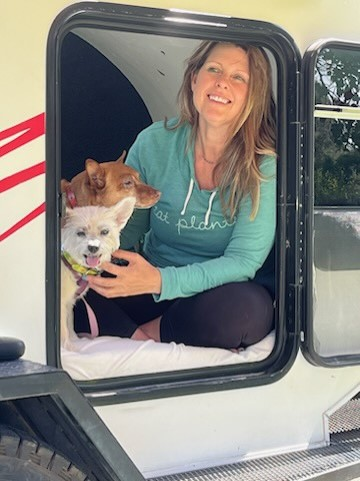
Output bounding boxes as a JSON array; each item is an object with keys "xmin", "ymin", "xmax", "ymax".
[{"xmin": 87, "ymin": 249, "xmax": 162, "ymax": 298}]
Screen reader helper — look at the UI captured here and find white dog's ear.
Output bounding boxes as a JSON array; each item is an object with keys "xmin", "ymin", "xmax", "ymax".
[
  {"xmin": 113, "ymin": 197, "xmax": 136, "ymax": 230},
  {"xmin": 61, "ymin": 206, "xmax": 75, "ymax": 227}
]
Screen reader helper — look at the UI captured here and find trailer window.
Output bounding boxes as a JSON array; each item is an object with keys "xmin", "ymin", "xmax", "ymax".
[
  {"xmin": 46, "ymin": 3, "xmax": 300, "ymax": 401},
  {"xmin": 309, "ymin": 42, "xmax": 360, "ymax": 362}
]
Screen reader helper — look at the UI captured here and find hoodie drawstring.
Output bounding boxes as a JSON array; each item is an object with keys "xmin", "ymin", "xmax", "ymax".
[
  {"xmin": 205, "ymin": 191, "xmax": 217, "ymax": 226},
  {"xmin": 181, "ymin": 178, "xmax": 217, "ymax": 227},
  {"xmin": 181, "ymin": 178, "xmax": 194, "ymax": 216}
]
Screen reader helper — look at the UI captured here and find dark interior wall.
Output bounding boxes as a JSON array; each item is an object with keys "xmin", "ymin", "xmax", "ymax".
[{"xmin": 60, "ymin": 32, "xmax": 152, "ymax": 180}]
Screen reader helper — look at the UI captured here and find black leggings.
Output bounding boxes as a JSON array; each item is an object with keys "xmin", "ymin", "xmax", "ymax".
[{"xmin": 74, "ymin": 282, "xmax": 274, "ymax": 350}]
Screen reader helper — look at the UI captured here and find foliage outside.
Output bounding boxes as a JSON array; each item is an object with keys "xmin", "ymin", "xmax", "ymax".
[{"xmin": 314, "ymin": 47, "xmax": 360, "ymax": 206}]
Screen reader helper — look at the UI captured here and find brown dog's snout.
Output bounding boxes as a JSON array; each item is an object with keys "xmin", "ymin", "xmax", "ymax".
[
  {"xmin": 135, "ymin": 184, "xmax": 161, "ymax": 208},
  {"xmin": 88, "ymin": 245, "xmax": 99, "ymax": 254}
]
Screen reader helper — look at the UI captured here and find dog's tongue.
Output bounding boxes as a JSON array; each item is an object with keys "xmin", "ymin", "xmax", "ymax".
[{"xmin": 86, "ymin": 256, "xmax": 100, "ymax": 268}]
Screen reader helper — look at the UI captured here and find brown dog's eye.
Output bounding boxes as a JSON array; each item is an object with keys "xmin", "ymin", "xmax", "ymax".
[
  {"xmin": 100, "ymin": 229, "xmax": 109, "ymax": 236},
  {"xmin": 122, "ymin": 176, "xmax": 134, "ymax": 189},
  {"xmin": 77, "ymin": 231, "xmax": 86, "ymax": 237}
]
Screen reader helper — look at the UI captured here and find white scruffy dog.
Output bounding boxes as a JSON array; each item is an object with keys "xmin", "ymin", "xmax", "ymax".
[{"xmin": 61, "ymin": 198, "xmax": 136, "ymax": 347}]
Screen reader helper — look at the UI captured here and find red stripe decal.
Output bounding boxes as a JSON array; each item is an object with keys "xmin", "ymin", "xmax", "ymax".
[
  {"xmin": 0, "ymin": 113, "xmax": 45, "ymax": 157},
  {"xmin": 0, "ymin": 203, "xmax": 46, "ymax": 242},
  {"xmin": 0, "ymin": 113, "xmax": 47, "ymax": 241},
  {"xmin": 0, "ymin": 161, "xmax": 45, "ymax": 193}
]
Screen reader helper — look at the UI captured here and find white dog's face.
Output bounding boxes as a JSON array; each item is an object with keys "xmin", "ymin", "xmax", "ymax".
[{"xmin": 61, "ymin": 198, "xmax": 135, "ymax": 270}]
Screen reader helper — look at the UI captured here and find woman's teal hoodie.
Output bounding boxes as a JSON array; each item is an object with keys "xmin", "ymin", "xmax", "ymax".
[{"xmin": 124, "ymin": 119, "xmax": 276, "ymax": 302}]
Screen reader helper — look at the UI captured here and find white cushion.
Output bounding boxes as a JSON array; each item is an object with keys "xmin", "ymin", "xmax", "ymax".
[{"xmin": 61, "ymin": 331, "xmax": 275, "ymax": 380}]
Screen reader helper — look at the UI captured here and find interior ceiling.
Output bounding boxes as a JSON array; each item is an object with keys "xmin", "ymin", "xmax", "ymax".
[{"xmin": 74, "ymin": 28, "xmax": 200, "ymax": 121}]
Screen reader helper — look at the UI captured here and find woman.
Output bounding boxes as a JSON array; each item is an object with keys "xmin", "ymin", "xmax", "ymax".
[{"xmin": 75, "ymin": 41, "xmax": 277, "ymax": 350}]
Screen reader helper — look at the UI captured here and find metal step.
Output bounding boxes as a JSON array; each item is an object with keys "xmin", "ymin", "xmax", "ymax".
[
  {"xmin": 150, "ymin": 395, "xmax": 360, "ymax": 481},
  {"xmin": 329, "ymin": 396, "xmax": 360, "ymax": 435}
]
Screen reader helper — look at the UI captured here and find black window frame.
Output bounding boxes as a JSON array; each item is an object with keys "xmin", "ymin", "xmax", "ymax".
[
  {"xmin": 46, "ymin": 1, "xmax": 301, "ymax": 405},
  {"xmin": 302, "ymin": 38, "xmax": 360, "ymax": 368}
]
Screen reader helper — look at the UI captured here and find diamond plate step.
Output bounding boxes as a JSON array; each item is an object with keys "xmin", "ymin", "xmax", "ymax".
[
  {"xmin": 329, "ymin": 397, "xmax": 360, "ymax": 434},
  {"xmin": 150, "ymin": 394, "xmax": 360, "ymax": 481}
]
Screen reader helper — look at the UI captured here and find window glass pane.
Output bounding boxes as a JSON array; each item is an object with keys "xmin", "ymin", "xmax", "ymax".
[{"xmin": 312, "ymin": 44, "xmax": 360, "ymax": 359}]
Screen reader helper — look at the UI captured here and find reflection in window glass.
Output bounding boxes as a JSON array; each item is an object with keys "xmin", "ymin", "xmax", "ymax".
[
  {"xmin": 314, "ymin": 117, "xmax": 360, "ymax": 205},
  {"xmin": 313, "ymin": 208, "xmax": 360, "ymax": 357},
  {"xmin": 314, "ymin": 47, "xmax": 360, "ymax": 206},
  {"xmin": 315, "ymin": 48, "xmax": 360, "ymax": 107}
]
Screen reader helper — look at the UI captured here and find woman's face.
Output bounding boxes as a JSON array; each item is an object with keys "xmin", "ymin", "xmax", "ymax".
[{"xmin": 191, "ymin": 44, "xmax": 250, "ymax": 131}]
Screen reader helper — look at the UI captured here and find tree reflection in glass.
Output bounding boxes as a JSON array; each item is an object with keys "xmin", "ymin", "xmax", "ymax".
[{"xmin": 314, "ymin": 47, "xmax": 360, "ymax": 206}]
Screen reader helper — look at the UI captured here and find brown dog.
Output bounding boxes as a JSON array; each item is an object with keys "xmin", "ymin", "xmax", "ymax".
[{"xmin": 61, "ymin": 151, "xmax": 160, "ymax": 208}]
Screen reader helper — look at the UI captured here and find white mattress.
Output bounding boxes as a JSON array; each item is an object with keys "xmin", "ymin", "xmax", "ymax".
[{"xmin": 61, "ymin": 331, "xmax": 275, "ymax": 380}]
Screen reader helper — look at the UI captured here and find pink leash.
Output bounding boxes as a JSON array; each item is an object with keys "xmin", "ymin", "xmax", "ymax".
[{"xmin": 78, "ymin": 298, "xmax": 99, "ymax": 339}]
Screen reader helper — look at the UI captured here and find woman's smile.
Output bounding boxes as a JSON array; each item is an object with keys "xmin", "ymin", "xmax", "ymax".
[{"xmin": 208, "ymin": 94, "xmax": 231, "ymax": 104}]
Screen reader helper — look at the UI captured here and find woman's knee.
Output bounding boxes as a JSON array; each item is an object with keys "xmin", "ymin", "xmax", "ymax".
[
  {"xmin": 160, "ymin": 282, "xmax": 274, "ymax": 349},
  {"xmin": 235, "ymin": 282, "xmax": 274, "ymax": 346}
]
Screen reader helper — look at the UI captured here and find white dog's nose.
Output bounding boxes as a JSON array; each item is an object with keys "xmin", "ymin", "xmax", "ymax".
[
  {"xmin": 88, "ymin": 244, "xmax": 99, "ymax": 254},
  {"xmin": 87, "ymin": 239, "xmax": 101, "ymax": 254}
]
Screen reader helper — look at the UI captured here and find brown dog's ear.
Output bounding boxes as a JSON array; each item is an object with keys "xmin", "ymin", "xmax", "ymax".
[
  {"xmin": 60, "ymin": 179, "xmax": 70, "ymax": 193},
  {"xmin": 115, "ymin": 150, "xmax": 126, "ymax": 164},
  {"xmin": 85, "ymin": 159, "xmax": 106, "ymax": 190}
]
